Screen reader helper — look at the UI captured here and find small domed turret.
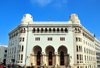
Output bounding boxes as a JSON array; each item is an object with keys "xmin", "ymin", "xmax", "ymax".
[
  {"xmin": 21, "ymin": 14, "xmax": 33, "ymax": 24},
  {"xmin": 69, "ymin": 14, "xmax": 80, "ymax": 24}
]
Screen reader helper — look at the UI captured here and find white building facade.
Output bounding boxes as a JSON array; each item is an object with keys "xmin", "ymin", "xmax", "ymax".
[
  {"xmin": 95, "ymin": 38, "xmax": 100, "ymax": 68},
  {"xmin": 0, "ymin": 45, "xmax": 8, "ymax": 65},
  {"xmin": 6, "ymin": 14, "xmax": 98, "ymax": 68}
]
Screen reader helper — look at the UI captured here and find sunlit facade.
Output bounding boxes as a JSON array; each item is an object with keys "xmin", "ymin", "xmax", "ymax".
[
  {"xmin": 0, "ymin": 45, "xmax": 7, "ymax": 65},
  {"xmin": 6, "ymin": 14, "xmax": 99, "ymax": 68}
]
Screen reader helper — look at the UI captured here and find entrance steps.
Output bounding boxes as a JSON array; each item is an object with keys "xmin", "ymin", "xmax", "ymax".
[
  {"xmin": 33, "ymin": 66, "xmax": 70, "ymax": 68},
  {"xmin": 57, "ymin": 66, "xmax": 66, "ymax": 68}
]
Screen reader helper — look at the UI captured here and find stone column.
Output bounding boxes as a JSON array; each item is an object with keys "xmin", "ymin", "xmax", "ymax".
[
  {"xmin": 41, "ymin": 55, "xmax": 43, "ymax": 66},
  {"xmin": 33, "ymin": 55, "xmax": 36, "ymax": 66},
  {"xmin": 45, "ymin": 55, "xmax": 48, "ymax": 66},
  {"xmin": 58, "ymin": 55, "xmax": 60, "ymax": 66},
  {"xmin": 55, "ymin": 54, "xmax": 58, "ymax": 67},
  {"xmin": 41, "ymin": 52, "xmax": 45, "ymax": 66},
  {"xmin": 66, "ymin": 55, "xmax": 69, "ymax": 66},
  {"xmin": 30, "ymin": 54, "xmax": 34, "ymax": 66},
  {"xmin": 64, "ymin": 54, "xmax": 69, "ymax": 67},
  {"xmin": 52, "ymin": 55, "xmax": 54, "ymax": 66}
]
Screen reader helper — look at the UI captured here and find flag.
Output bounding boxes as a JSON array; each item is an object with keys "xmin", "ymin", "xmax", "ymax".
[{"xmin": 49, "ymin": 17, "xmax": 51, "ymax": 20}]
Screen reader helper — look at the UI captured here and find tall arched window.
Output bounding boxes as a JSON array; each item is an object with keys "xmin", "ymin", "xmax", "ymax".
[
  {"xmin": 49, "ymin": 51, "xmax": 52, "ymax": 65},
  {"xmin": 61, "ymin": 28, "xmax": 63, "ymax": 33},
  {"xmin": 53, "ymin": 28, "xmax": 55, "ymax": 33},
  {"xmin": 45, "ymin": 28, "xmax": 47, "ymax": 33},
  {"xmin": 65, "ymin": 28, "xmax": 68, "ymax": 33},
  {"xmin": 57, "ymin": 28, "xmax": 59, "ymax": 33},
  {"xmin": 79, "ymin": 46, "xmax": 80, "ymax": 51},
  {"xmin": 60, "ymin": 51, "xmax": 64, "ymax": 65},
  {"xmin": 37, "ymin": 51, "xmax": 41, "ymax": 65},
  {"xmin": 37, "ymin": 28, "xmax": 39, "ymax": 33},
  {"xmin": 33, "ymin": 28, "xmax": 35, "ymax": 33},
  {"xmin": 23, "ymin": 28, "xmax": 25, "ymax": 33},
  {"xmin": 49, "ymin": 28, "xmax": 51, "ymax": 33},
  {"xmin": 41, "ymin": 28, "xmax": 43, "ymax": 33},
  {"xmin": 75, "ymin": 28, "xmax": 77, "ymax": 33}
]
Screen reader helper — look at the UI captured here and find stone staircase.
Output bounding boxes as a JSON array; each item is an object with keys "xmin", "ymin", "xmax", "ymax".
[{"xmin": 57, "ymin": 66, "xmax": 66, "ymax": 68}]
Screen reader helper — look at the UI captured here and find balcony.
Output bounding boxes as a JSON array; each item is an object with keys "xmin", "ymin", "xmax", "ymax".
[
  {"xmin": 98, "ymin": 65, "xmax": 100, "ymax": 67},
  {"xmin": 97, "ymin": 57, "xmax": 100, "ymax": 59},
  {"xmin": 96, "ymin": 52, "xmax": 100, "ymax": 55},
  {"xmin": 97, "ymin": 61, "xmax": 100, "ymax": 63}
]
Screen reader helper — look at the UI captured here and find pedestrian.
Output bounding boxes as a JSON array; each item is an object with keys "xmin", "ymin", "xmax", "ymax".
[
  {"xmin": 3, "ymin": 66, "xmax": 6, "ymax": 68},
  {"xmin": 12, "ymin": 65, "xmax": 15, "ymax": 68},
  {"xmin": 19, "ymin": 66, "xmax": 21, "ymax": 68},
  {"xmin": 0, "ymin": 65, "xmax": 2, "ymax": 68},
  {"xmin": 0, "ymin": 65, "xmax": 3, "ymax": 68},
  {"xmin": 21, "ymin": 66, "xmax": 24, "ymax": 68},
  {"xmin": 31, "ymin": 66, "xmax": 34, "ymax": 68}
]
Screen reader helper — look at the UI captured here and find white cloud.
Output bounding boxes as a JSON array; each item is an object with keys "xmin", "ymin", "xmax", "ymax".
[
  {"xmin": 30, "ymin": 0, "xmax": 68, "ymax": 7},
  {"xmin": 30, "ymin": 0, "xmax": 52, "ymax": 6},
  {"xmin": 54, "ymin": 0, "xmax": 67, "ymax": 7}
]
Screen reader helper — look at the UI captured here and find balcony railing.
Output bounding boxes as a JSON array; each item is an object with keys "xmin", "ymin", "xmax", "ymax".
[
  {"xmin": 96, "ymin": 52, "xmax": 100, "ymax": 55},
  {"xmin": 97, "ymin": 57, "xmax": 100, "ymax": 59}
]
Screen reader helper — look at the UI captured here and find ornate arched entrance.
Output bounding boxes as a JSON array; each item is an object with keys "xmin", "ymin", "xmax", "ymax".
[
  {"xmin": 45, "ymin": 45, "xmax": 55, "ymax": 66},
  {"xmin": 33, "ymin": 45, "xmax": 42, "ymax": 66},
  {"xmin": 58, "ymin": 45, "xmax": 69, "ymax": 66}
]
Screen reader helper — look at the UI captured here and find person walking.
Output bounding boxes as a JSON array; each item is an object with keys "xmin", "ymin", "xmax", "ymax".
[
  {"xmin": 3, "ymin": 66, "xmax": 6, "ymax": 68},
  {"xmin": 0, "ymin": 65, "xmax": 3, "ymax": 68}
]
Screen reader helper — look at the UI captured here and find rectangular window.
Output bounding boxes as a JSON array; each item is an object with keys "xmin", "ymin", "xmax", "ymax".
[
  {"xmin": 79, "ymin": 38, "xmax": 81, "ymax": 42},
  {"xmin": 4, "ymin": 54, "xmax": 7, "ymax": 57},
  {"xmin": 77, "ymin": 54, "xmax": 79, "ymax": 60},
  {"xmin": 76, "ymin": 46, "xmax": 78, "ymax": 52},
  {"xmin": 19, "ymin": 54, "xmax": 20, "ymax": 60},
  {"xmin": 21, "ymin": 54, "xmax": 23, "ymax": 60},
  {"xmin": 5, "ymin": 50, "xmax": 7, "ymax": 53},
  {"xmin": 15, "ymin": 47, "xmax": 16, "ymax": 52},
  {"xmin": 35, "ymin": 37, "xmax": 40, "ymax": 41},
  {"xmin": 76, "ymin": 38, "xmax": 78, "ymax": 42},
  {"xmin": 77, "ymin": 66, "xmax": 79, "ymax": 68},
  {"xmin": 48, "ymin": 37, "xmax": 52, "ymax": 41},
  {"xmin": 20, "ymin": 38, "xmax": 21, "ymax": 42},
  {"xmin": 18, "ymin": 45, "xmax": 21, "ymax": 52},
  {"xmin": 60, "ymin": 37, "xmax": 65, "ymax": 41},
  {"xmin": 22, "ymin": 46, "xmax": 24, "ymax": 52},
  {"xmin": 22, "ymin": 38, "xmax": 24, "ymax": 42},
  {"xmin": 14, "ymin": 55, "xmax": 15, "ymax": 59},
  {"xmin": 85, "ymin": 55, "xmax": 86, "ymax": 61}
]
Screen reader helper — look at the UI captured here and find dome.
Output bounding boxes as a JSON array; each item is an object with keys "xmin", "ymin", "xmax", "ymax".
[
  {"xmin": 69, "ymin": 13, "xmax": 80, "ymax": 24},
  {"xmin": 24, "ymin": 14, "xmax": 33, "ymax": 18},
  {"xmin": 21, "ymin": 14, "xmax": 33, "ymax": 24},
  {"xmin": 69, "ymin": 14, "xmax": 78, "ymax": 20}
]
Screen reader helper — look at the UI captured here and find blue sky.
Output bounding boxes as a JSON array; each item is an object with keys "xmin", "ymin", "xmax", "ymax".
[{"xmin": 0, "ymin": 0, "xmax": 100, "ymax": 45}]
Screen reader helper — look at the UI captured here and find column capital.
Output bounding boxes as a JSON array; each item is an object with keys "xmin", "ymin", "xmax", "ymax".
[
  {"xmin": 41, "ymin": 52, "xmax": 45, "ymax": 55},
  {"xmin": 54, "ymin": 52, "xmax": 58, "ymax": 55}
]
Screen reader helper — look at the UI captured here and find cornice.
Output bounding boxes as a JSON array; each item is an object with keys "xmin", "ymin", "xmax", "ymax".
[{"xmin": 8, "ymin": 23, "xmax": 94, "ymax": 39}]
